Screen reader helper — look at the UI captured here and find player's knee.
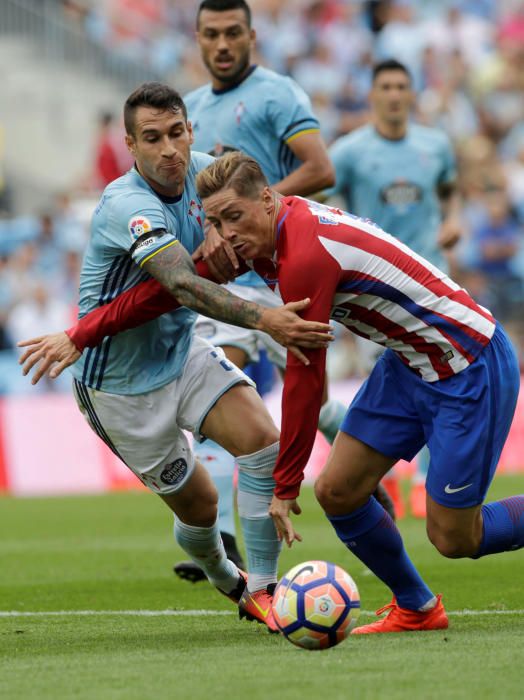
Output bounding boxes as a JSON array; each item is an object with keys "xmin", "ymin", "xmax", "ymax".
[
  {"xmin": 200, "ymin": 493, "xmax": 219, "ymax": 526},
  {"xmin": 230, "ymin": 417, "xmax": 279, "ymax": 455},
  {"xmin": 251, "ymin": 425, "xmax": 280, "ymax": 453},
  {"xmin": 426, "ymin": 523, "xmax": 476, "ymax": 559},
  {"xmin": 314, "ymin": 475, "xmax": 358, "ymax": 514},
  {"xmin": 187, "ymin": 496, "xmax": 218, "ymax": 527},
  {"xmin": 223, "ymin": 415, "xmax": 280, "ymax": 455}
]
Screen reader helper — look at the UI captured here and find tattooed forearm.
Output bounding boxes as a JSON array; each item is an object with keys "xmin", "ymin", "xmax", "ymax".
[{"xmin": 143, "ymin": 240, "xmax": 264, "ymax": 330}]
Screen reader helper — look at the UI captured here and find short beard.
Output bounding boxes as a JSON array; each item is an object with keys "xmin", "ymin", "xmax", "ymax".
[{"xmin": 208, "ymin": 55, "xmax": 250, "ymax": 86}]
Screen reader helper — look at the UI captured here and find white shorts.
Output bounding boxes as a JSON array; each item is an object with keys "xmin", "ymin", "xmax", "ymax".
[
  {"xmin": 72, "ymin": 336, "xmax": 254, "ymax": 495},
  {"xmin": 195, "ymin": 282, "xmax": 288, "ymax": 369}
]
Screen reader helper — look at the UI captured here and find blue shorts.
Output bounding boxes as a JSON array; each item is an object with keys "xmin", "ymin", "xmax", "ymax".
[{"xmin": 341, "ymin": 324, "xmax": 520, "ymax": 508}]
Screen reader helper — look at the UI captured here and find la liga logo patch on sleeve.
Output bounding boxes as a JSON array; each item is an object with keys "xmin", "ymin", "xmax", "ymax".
[{"xmin": 128, "ymin": 216, "xmax": 153, "ymax": 240}]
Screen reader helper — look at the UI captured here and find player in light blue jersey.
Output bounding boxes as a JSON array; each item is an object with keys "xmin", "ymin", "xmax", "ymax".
[
  {"xmin": 172, "ymin": 0, "xmax": 367, "ymax": 582},
  {"xmin": 328, "ymin": 59, "xmax": 463, "ymax": 518},
  {"xmin": 72, "ymin": 152, "xmax": 214, "ymax": 394},
  {"xmin": 19, "ymin": 82, "xmax": 333, "ymax": 631}
]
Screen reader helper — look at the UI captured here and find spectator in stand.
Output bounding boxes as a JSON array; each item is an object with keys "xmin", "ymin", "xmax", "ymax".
[
  {"xmin": 0, "ymin": 256, "xmax": 14, "ymax": 350},
  {"xmin": 6, "ymin": 280, "xmax": 77, "ymax": 392},
  {"xmin": 93, "ymin": 112, "xmax": 127, "ymax": 189},
  {"xmin": 0, "ymin": 120, "xmax": 13, "ymax": 216},
  {"xmin": 503, "ymin": 130, "xmax": 524, "ymax": 224},
  {"xmin": 468, "ymin": 188, "xmax": 524, "ymax": 322}
]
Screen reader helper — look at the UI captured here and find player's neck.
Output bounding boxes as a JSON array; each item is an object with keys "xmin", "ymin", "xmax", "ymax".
[
  {"xmin": 374, "ymin": 119, "xmax": 408, "ymax": 141},
  {"xmin": 270, "ymin": 195, "xmax": 283, "ymax": 255},
  {"xmin": 210, "ymin": 64, "xmax": 255, "ymax": 92},
  {"xmin": 135, "ymin": 163, "xmax": 184, "ymax": 200}
]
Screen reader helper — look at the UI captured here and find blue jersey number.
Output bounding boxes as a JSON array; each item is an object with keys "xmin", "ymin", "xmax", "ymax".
[{"xmin": 211, "ymin": 350, "xmax": 234, "ymax": 372}]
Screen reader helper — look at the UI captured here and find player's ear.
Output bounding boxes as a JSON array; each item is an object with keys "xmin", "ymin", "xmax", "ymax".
[
  {"xmin": 186, "ymin": 120, "xmax": 194, "ymax": 146},
  {"xmin": 367, "ymin": 83, "xmax": 376, "ymax": 107},
  {"xmin": 262, "ymin": 186, "xmax": 273, "ymax": 211},
  {"xmin": 125, "ymin": 134, "xmax": 136, "ymax": 156}
]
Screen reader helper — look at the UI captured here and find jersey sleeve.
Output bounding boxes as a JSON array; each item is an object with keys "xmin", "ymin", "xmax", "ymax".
[
  {"xmin": 326, "ymin": 137, "xmax": 354, "ymax": 198},
  {"xmin": 66, "ymin": 259, "xmax": 250, "ymax": 350},
  {"xmin": 190, "ymin": 151, "xmax": 215, "ymax": 173},
  {"xmin": 107, "ymin": 191, "xmax": 179, "ymax": 267},
  {"xmin": 273, "ymin": 235, "xmax": 341, "ymax": 500},
  {"xmin": 267, "ymin": 77, "xmax": 320, "ymax": 144}
]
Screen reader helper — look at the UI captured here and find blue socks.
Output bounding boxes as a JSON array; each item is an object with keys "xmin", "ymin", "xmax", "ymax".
[
  {"xmin": 193, "ymin": 439, "xmax": 236, "ymax": 537},
  {"xmin": 327, "ymin": 496, "xmax": 434, "ymax": 610},
  {"xmin": 475, "ymin": 496, "xmax": 524, "ymax": 557}
]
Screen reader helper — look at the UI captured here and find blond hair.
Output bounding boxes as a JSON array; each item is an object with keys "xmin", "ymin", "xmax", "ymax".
[{"xmin": 196, "ymin": 151, "xmax": 269, "ymax": 201}]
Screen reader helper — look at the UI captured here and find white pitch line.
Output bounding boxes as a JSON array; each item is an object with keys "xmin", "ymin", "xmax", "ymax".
[
  {"xmin": 0, "ymin": 609, "xmax": 523, "ymax": 618},
  {"xmin": 0, "ymin": 610, "xmax": 233, "ymax": 618}
]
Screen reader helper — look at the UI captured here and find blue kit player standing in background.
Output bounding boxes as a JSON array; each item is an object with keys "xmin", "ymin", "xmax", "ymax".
[
  {"xmin": 173, "ymin": 0, "xmax": 356, "ymax": 581},
  {"xmin": 328, "ymin": 59, "xmax": 463, "ymax": 519}
]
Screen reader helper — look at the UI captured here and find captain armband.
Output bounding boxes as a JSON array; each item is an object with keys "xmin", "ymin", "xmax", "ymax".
[{"xmin": 129, "ymin": 228, "xmax": 171, "ymax": 257}]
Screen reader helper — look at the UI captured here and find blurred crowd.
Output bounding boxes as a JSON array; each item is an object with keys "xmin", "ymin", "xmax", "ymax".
[{"xmin": 0, "ymin": 0, "xmax": 523, "ymax": 391}]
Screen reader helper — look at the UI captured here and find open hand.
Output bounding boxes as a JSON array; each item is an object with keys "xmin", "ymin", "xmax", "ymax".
[
  {"xmin": 269, "ymin": 495, "xmax": 303, "ymax": 547},
  {"xmin": 192, "ymin": 224, "xmax": 239, "ymax": 283},
  {"xmin": 259, "ymin": 299, "xmax": 334, "ymax": 364},
  {"xmin": 17, "ymin": 331, "xmax": 81, "ymax": 385}
]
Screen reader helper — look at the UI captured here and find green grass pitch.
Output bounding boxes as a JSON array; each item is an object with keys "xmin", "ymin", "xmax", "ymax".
[{"xmin": 1, "ymin": 476, "xmax": 523, "ymax": 700}]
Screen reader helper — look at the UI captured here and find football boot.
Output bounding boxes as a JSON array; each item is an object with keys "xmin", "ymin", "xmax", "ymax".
[
  {"xmin": 352, "ymin": 595, "xmax": 448, "ymax": 634},
  {"xmin": 239, "ymin": 584, "xmax": 280, "ymax": 634}
]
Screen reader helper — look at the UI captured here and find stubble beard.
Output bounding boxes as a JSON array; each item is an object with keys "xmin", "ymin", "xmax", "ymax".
[{"xmin": 208, "ymin": 53, "xmax": 250, "ymax": 86}]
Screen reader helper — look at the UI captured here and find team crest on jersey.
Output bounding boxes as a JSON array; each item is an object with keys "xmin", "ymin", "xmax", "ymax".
[
  {"xmin": 188, "ymin": 199, "xmax": 203, "ymax": 227},
  {"xmin": 160, "ymin": 458, "xmax": 188, "ymax": 486},
  {"xmin": 128, "ymin": 216, "xmax": 153, "ymax": 241}
]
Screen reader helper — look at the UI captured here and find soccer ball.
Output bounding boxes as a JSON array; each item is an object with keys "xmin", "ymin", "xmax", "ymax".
[{"xmin": 272, "ymin": 560, "xmax": 360, "ymax": 650}]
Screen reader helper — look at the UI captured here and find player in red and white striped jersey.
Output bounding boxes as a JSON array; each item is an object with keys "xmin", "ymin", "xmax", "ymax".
[{"xmin": 195, "ymin": 153, "xmax": 522, "ymax": 634}]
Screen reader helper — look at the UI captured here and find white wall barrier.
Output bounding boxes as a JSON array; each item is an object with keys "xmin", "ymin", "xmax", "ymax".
[{"xmin": 1, "ymin": 379, "xmax": 523, "ymax": 496}]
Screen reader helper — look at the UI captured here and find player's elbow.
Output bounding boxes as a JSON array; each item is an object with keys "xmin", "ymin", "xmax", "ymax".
[
  {"xmin": 167, "ymin": 274, "xmax": 197, "ymax": 308},
  {"xmin": 315, "ymin": 160, "xmax": 335, "ymax": 190}
]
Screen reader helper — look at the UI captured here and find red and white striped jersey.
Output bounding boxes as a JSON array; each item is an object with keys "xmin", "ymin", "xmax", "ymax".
[
  {"xmin": 276, "ymin": 197, "xmax": 495, "ymax": 382},
  {"xmin": 267, "ymin": 196, "xmax": 496, "ymax": 498}
]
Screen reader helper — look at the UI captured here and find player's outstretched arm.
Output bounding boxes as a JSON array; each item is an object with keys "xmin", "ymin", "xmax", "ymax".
[
  {"xmin": 17, "ymin": 243, "xmax": 333, "ymax": 382},
  {"xmin": 143, "ymin": 241, "xmax": 334, "ymax": 360}
]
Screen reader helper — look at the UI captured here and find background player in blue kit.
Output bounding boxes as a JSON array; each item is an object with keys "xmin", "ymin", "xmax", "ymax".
[
  {"xmin": 328, "ymin": 59, "xmax": 463, "ymax": 518},
  {"xmin": 173, "ymin": 0, "xmax": 357, "ymax": 581}
]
